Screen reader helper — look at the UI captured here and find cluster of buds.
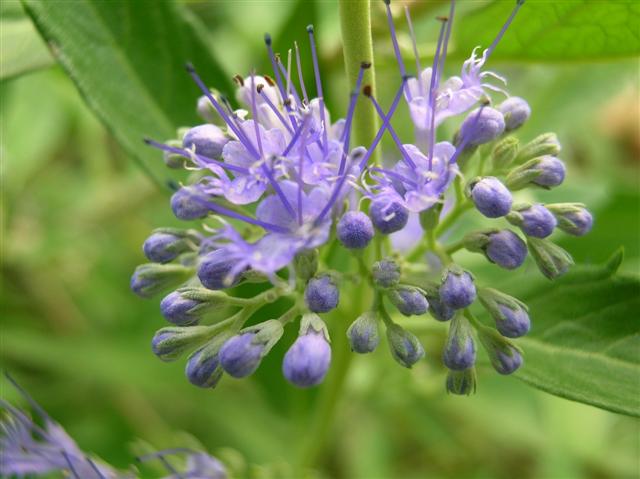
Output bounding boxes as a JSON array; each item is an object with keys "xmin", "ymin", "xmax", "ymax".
[{"xmin": 131, "ymin": 0, "xmax": 592, "ymax": 394}]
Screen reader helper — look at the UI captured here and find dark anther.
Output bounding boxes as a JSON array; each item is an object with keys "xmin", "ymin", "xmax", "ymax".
[
  {"xmin": 233, "ymin": 74, "xmax": 244, "ymax": 86},
  {"xmin": 263, "ymin": 75, "xmax": 275, "ymax": 86},
  {"xmin": 362, "ymin": 85, "xmax": 373, "ymax": 97},
  {"xmin": 264, "ymin": 33, "xmax": 272, "ymax": 45},
  {"xmin": 360, "ymin": 61, "xmax": 372, "ymax": 69}
]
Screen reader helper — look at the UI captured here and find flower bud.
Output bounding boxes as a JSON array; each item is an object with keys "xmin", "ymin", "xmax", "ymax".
[
  {"xmin": 130, "ymin": 263, "xmax": 193, "ymax": 298},
  {"xmin": 419, "ymin": 202, "xmax": 443, "ymax": 230},
  {"xmin": 475, "ymin": 325, "xmax": 523, "ymax": 375},
  {"xmin": 506, "ymin": 156, "xmax": 566, "ymax": 191},
  {"xmin": 421, "ymin": 282, "xmax": 455, "ymax": 322},
  {"xmin": 283, "ymin": 314, "xmax": 331, "ymax": 387},
  {"xmin": 219, "ymin": 320, "xmax": 284, "ymax": 378},
  {"xmin": 479, "ymin": 288, "xmax": 530, "ymax": 338},
  {"xmin": 304, "ymin": 275, "xmax": 339, "ymax": 313},
  {"xmin": 372, "ymin": 258, "xmax": 401, "ymax": 288},
  {"xmin": 143, "ymin": 232, "xmax": 193, "ymax": 264},
  {"xmin": 463, "ymin": 229, "xmax": 527, "ymax": 270},
  {"xmin": 347, "ymin": 312, "xmax": 380, "ymax": 354},
  {"xmin": 507, "ymin": 203, "xmax": 557, "ymax": 238},
  {"xmin": 439, "ymin": 265, "xmax": 476, "ymax": 309},
  {"xmin": 498, "ymin": 97, "xmax": 531, "ymax": 131},
  {"xmin": 337, "ymin": 211, "xmax": 375, "ymax": 249},
  {"xmin": 160, "ymin": 288, "xmax": 231, "ymax": 326},
  {"xmin": 171, "ymin": 186, "xmax": 210, "ymax": 220},
  {"xmin": 443, "ymin": 314, "xmax": 476, "ymax": 371},
  {"xmin": 196, "ymin": 91, "xmax": 222, "ymax": 123},
  {"xmin": 467, "ymin": 176, "xmax": 513, "ymax": 218},
  {"xmin": 151, "ymin": 326, "xmax": 212, "ymax": 362},
  {"xmin": 460, "ymin": 107, "xmax": 505, "ymax": 146},
  {"xmin": 547, "ymin": 203, "xmax": 593, "ymax": 236},
  {"xmin": 387, "ymin": 286, "xmax": 428, "ymax": 316},
  {"xmin": 446, "ymin": 368, "xmax": 477, "ymax": 395},
  {"xmin": 369, "ymin": 197, "xmax": 409, "ymax": 234},
  {"xmin": 163, "ymin": 139, "xmax": 186, "ymax": 168},
  {"xmin": 527, "ymin": 237, "xmax": 574, "ymax": 280},
  {"xmin": 386, "ymin": 323, "xmax": 425, "ymax": 368},
  {"xmin": 491, "ymin": 136, "xmax": 520, "ymax": 170},
  {"xmin": 198, "ymin": 248, "xmax": 243, "ymax": 290},
  {"xmin": 294, "ymin": 249, "xmax": 318, "ymax": 282},
  {"xmin": 185, "ymin": 337, "xmax": 228, "ymax": 388},
  {"xmin": 514, "ymin": 132, "xmax": 561, "ymax": 164},
  {"xmin": 183, "ymin": 124, "xmax": 229, "ymax": 159}
]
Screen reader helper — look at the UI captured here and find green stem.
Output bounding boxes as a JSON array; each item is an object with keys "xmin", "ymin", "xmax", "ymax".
[
  {"xmin": 434, "ymin": 201, "xmax": 473, "ymax": 238},
  {"xmin": 445, "ymin": 239, "xmax": 465, "ymax": 255},
  {"xmin": 339, "ymin": 0, "xmax": 379, "ymax": 163}
]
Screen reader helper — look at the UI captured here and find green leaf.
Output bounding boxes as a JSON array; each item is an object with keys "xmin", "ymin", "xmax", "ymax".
[
  {"xmin": 21, "ymin": 0, "xmax": 233, "ymax": 188},
  {"xmin": 499, "ymin": 250, "xmax": 640, "ymax": 417},
  {"xmin": 1, "ymin": 1, "xmax": 53, "ymax": 80},
  {"xmin": 455, "ymin": 0, "xmax": 640, "ymax": 62}
]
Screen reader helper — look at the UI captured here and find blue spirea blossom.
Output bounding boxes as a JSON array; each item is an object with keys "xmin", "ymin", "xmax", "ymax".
[{"xmin": 132, "ymin": 0, "xmax": 592, "ymax": 394}]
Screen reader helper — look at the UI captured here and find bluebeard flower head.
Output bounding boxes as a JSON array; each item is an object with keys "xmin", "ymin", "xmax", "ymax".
[
  {"xmin": 369, "ymin": 196, "xmax": 409, "ymax": 234},
  {"xmin": 446, "ymin": 368, "xmax": 477, "ymax": 395},
  {"xmin": 460, "ymin": 107, "xmax": 505, "ymax": 146},
  {"xmin": 219, "ymin": 320, "xmax": 284, "ymax": 378},
  {"xmin": 386, "ymin": 323, "xmax": 425, "ymax": 368},
  {"xmin": 476, "ymin": 325, "xmax": 523, "ymax": 375},
  {"xmin": 527, "ymin": 237, "xmax": 574, "ymax": 279},
  {"xmin": 1, "ymin": 375, "xmax": 127, "ymax": 479},
  {"xmin": 347, "ymin": 311, "xmax": 380, "ymax": 354},
  {"xmin": 372, "ymin": 258, "xmax": 401, "ymax": 288},
  {"xmin": 508, "ymin": 203, "xmax": 557, "ymax": 238},
  {"xmin": 185, "ymin": 339, "xmax": 226, "ymax": 388},
  {"xmin": 443, "ymin": 314, "xmax": 476, "ymax": 370},
  {"xmin": 515, "ymin": 132, "xmax": 562, "ymax": 164},
  {"xmin": 183, "ymin": 124, "xmax": 229, "ymax": 159},
  {"xmin": 198, "ymin": 248, "xmax": 244, "ymax": 290},
  {"xmin": 491, "ymin": 136, "xmax": 520, "ymax": 170},
  {"xmin": 337, "ymin": 211, "xmax": 374, "ymax": 249},
  {"xmin": 130, "ymin": 263, "xmax": 193, "ymax": 298},
  {"xmin": 479, "ymin": 288, "xmax": 530, "ymax": 338},
  {"xmin": 547, "ymin": 203, "xmax": 594, "ymax": 236},
  {"xmin": 498, "ymin": 96, "xmax": 531, "ymax": 131},
  {"xmin": 305, "ymin": 274, "xmax": 339, "ymax": 313},
  {"xmin": 507, "ymin": 156, "xmax": 566, "ymax": 190},
  {"xmin": 388, "ymin": 285, "xmax": 429, "ymax": 316},
  {"xmin": 151, "ymin": 326, "xmax": 211, "ymax": 362},
  {"xmin": 440, "ymin": 265, "xmax": 476, "ymax": 309},
  {"xmin": 283, "ymin": 314, "xmax": 332, "ymax": 387},
  {"xmin": 143, "ymin": 231, "xmax": 193, "ymax": 263},
  {"xmin": 468, "ymin": 176, "xmax": 513, "ymax": 218},
  {"xmin": 171, "ymin": 185, "xmax": 211, "ymax": 220}
]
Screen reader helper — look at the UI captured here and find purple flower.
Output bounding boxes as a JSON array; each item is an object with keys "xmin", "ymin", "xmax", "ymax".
[
  {"xmin": 498, "ymin": 96, "xmax": 531, "ymax": 131},
  {"xmin": 369, "ymin": 195, "xmax": 409, "ymax": 234},
  {"xmin": 283, "ymin": 330, "xmax": 332, "ymax": 387},
  {"xmin": 337, "ymin": 211, "xmax": 374, "ymax": 249},
  {"xmin": 469, "ymin": 176, "xmax": 513, "ymax": 218},
  {"xmin": 305, "ymin": 275, "xmax": 339, "ymax": 313},
  {"xmin": 485, "ymin": 230, "xmax": 527, "ymax": 270}
]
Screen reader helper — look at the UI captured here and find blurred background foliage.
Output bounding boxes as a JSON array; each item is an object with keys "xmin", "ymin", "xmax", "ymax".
[{"xmin": 1, "ymin": 0, "xmax": 639, "ymax": 478}]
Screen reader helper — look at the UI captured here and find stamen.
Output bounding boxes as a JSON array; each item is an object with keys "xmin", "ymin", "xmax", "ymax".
[
  {"xmin": 286, "ymin": 49, "xmax": 293, "ymax": 99},
  {"xmin": 437, "ymin": 0, "xmax": 456, "ymax": 85},
  {"xmin": 364, "ymin": 86, "xmax": 417, "ymax": 170},
  {"xmin": 233, "ymin": 74, "xmax": 244, "ymax": 86},
  {"xmin": 426, "ymin": 17, "xmax": 448, "ymax": 170},
  {"xmin": 338, "ymin": 62, "xmax": 370, "ymax": 175},
  {"xmin": 61, "ymin": 451, "xmax": 81, "ymax": 479},
  {"xmin": 249, "ymin": 73, "xmax": 265, "ymax": 158},
  {"xmin": 307, "ymin": 25, "xmax": 329, "ymax": 153},
  {"xmin": 282, "ymin": 121, "xmax": 306, "ymax": 156},
  {"xmin": 449, "ymin": 104, "xmax": 487, "ymax": 164},
  {"xmin": 404, "ymin": 6, "xmax": 423, "ymax": 97},
  {"xmin": 143, "ymin": 138, "xmax": 249, "ymax": 175},
  {"xmin": 86, "ymin": 458, "xmax": 107, "ymax": 479},
  {"xmin": 485, "ymin": 0, "xmax": 525, "ymax": 61},
  {"xmin": 257, "ymin": 85, "xmax": 294, "ymax": 134},
  {"xmin": 264, "ymin": 33, "xmax": 288, "ymax": 100},
  {"xmin": 260, "ymin": 158, "xmax": 297, "ymax": 220},
  {"xmin": 277, "ymin": 59, "xmax": 303, "ymax": 110},
  {"xmin": 294, "ymin": 41, "xmax": 309, "ymax": 103},
  {"xmin": 370, "ymin": 167, "xmax": 419, "ymax": 187},
  {"xmin": 185, "ymin": 63, "xmax": 260, "ymax": 159},
  {"xmin": 357, "ymin": 78, "xmax": 408, "ymax": 170},
  {"xmin": 384, "ymin": 0, "xmax": 408, "ymax": 93},
  {"xmin": 297, "ymin": 120, "xmax": 311, "ymax": 225}
]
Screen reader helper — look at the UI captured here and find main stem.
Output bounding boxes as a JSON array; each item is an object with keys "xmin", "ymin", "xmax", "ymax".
[{"xmin": 339, "ymin": 0, "xmax": 380, "ymax": 164}]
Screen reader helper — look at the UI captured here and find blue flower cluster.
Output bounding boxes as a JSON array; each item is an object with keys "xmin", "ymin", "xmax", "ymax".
[{"xmin": 132, "ymin": 0, "xmax": 592, "ymax": 394}]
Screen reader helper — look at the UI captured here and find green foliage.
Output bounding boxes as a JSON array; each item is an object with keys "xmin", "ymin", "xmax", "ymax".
[
  {"xmin": 0, "ymin": 1, "xmax": 52, "ymax": 80},
  {"xmin": 21, "ymin": 0, "xmax": 232, "ymax": 188},
  {"xmin": 455, "ymin": 0, "xmax": 640, "ymax": 61}
]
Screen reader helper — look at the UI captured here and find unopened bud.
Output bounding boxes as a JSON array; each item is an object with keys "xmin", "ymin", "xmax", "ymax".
[
  {"xmin": 479, "ymin": 288, "xmax": 530, "ymax": 338},
  {"xmin": 514, "ymin": 132, "xmax": 561, "ymax": 164},
  {"xmin": 506, "ymin": 156, "xmax": 566, "ymax": 191},
  {"xmin": 491, "ymin": 136, "xmax": 520, "ymax": 170},
  {"xmin": 387, "ymin": 285, "xmax": 429, "ymax": 316},
  {"xmin": 386, "ymin": 323, "xmax": 425, "ymax": 368},
  {"xmin": 372, "ymin": 258, "xmax": 401, "ymax": 288},
  {"xmin": 347, "ymin": 312, "xmax": 380, "ymax": 354},
  {"xmin": 546, "ymin": 203, "xmax": 593, "ymax": 236},
  {"xmin": 475, "ymin": 325, "xmax": 523, "ymax": 375},
  {"xmin": 130, "ymin": 263, "xmax": 193, "ymax": 298},
  {"xmin": 440, "ymin": 265, "xmax": 476, "ymax": 309},
  {"xmin": 219, "ymin": 320, "xmax": 284, "ymax": 378},
  {"xmin": 294, "ymin": 249, "xmax": 318, "ymax": 282},
  {"xmin": 151, "ymin": 326, "xmax": 213, "ymax": 362},
  {"xmin": 507, "ymin": 203, "xmax": 557, "ymax": 238},
  {"xmin": 527, "ymin": 237, "xmax": 574, "ymax": 279},
  {"xmin": 446, "ymin": 368, "xmax": 477, "ymax": 395},
  {"xmin": 463, "ymin": 229, "xmax": 527, "ymax": 270},
  {"xmin": 443, "ymin": 314, "xmax": 476, "ymax": 371}
]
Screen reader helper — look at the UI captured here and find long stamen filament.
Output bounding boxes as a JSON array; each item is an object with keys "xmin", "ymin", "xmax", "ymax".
[
  {"xmin": 485, "ymin": 0, "xmax": 525, "ymax": 61},
  {"xmin": 249, "ymin": 73, "xmax": 265, "ymax": 158},
  {"xmin": 404, "ymin": 6, "xmax": 423, "ymax": 97},
  {"xmin": 294, "ymin": 41, "xmax": 309, "ymax": 103},
  {"xmin": 427, "ymin": 18, "xmax": 448, "ymax": 170},
  {"xmin": 339, "ymin": 62, "xmax": 370, "ymax": 175},
  {"xmin": 307, "ymin": 25, "xmax": 329, "ymax": 153},
  {"xmin": 384, "ymin": 0, "xmax": 407, "ymax": 87}
]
